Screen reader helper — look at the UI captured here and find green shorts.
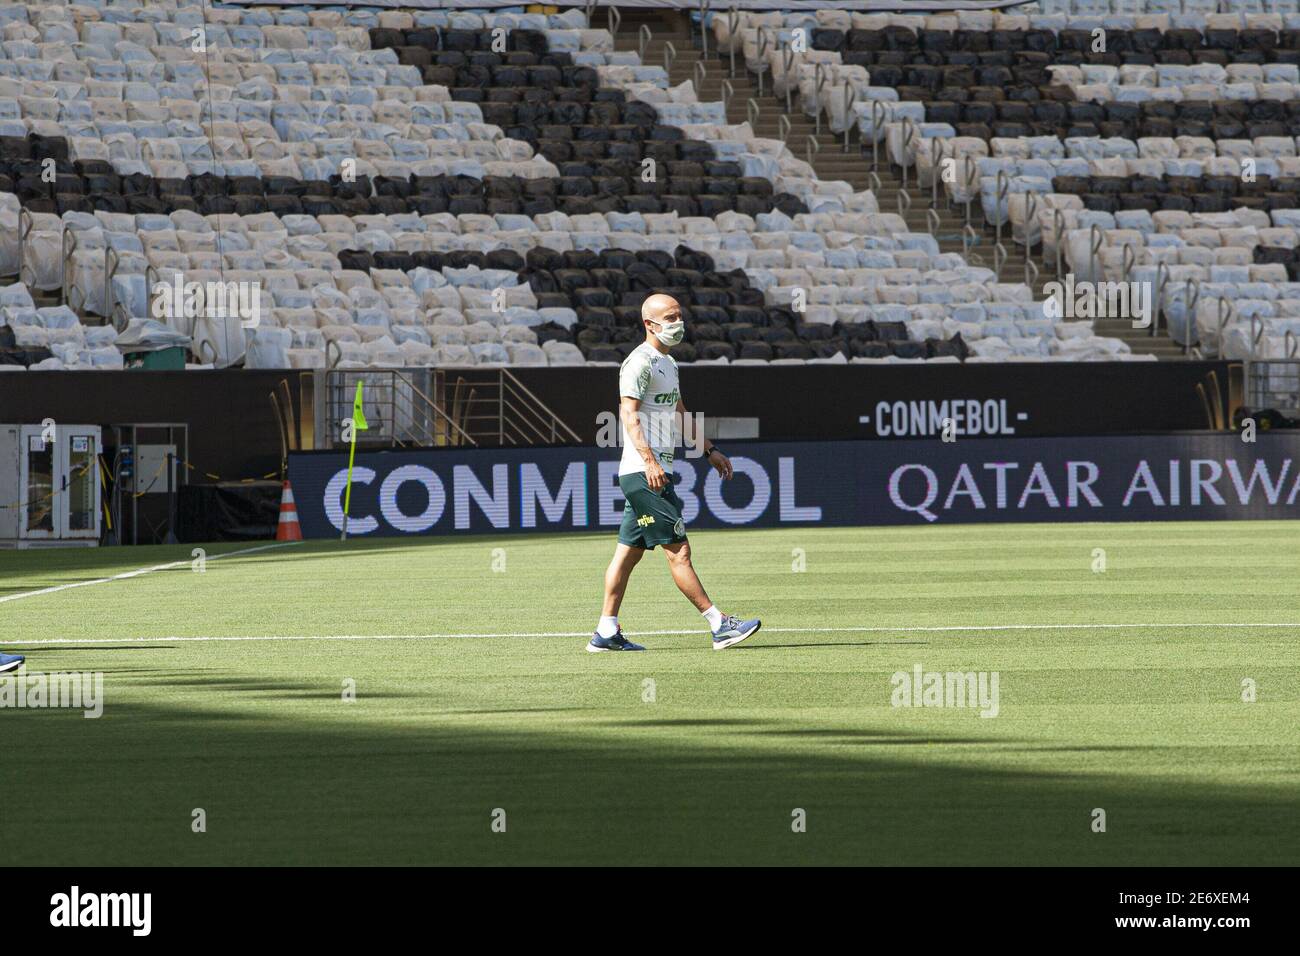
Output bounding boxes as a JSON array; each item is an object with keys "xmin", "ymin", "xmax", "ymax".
[{"xmin": 617, "ymin": 471, "xmax": 688, "ymax": 550}]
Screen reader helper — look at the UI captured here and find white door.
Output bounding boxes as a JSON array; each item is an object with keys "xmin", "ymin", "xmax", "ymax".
[{"xmin": 59, "ymin": 428, "xmax": 100, "ymax": 540}]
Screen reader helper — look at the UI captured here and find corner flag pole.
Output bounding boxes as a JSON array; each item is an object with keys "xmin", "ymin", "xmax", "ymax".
[{"xmin": 341, "ymin": 380, "xmax": 368, "ymax": 541}]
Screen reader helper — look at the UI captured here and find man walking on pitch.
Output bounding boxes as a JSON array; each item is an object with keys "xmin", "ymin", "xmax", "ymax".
[{"xmin": 589, "ymin": 293, "xmax": 761, "ymax": 653}]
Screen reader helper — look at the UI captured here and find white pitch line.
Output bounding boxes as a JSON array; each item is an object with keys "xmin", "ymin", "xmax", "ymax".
[
  {"xmin": 6, "ymin": 621, "xmax": 1300, "ymax": 647},
  {"xmin": 0, "ymin": 541, "xmax": 301, "ymax": 606}
]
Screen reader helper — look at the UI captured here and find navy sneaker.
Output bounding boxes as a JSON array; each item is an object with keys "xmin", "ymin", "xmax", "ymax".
[
  {"xmin": 0, "ymin": 652, "xmax": 25, "ymax": 674},
  {"xmin": 586, "ymin": 628, "xmax": 645, "ymax": 653},
  {"xmin": 711, "ymin": 615, "xmax": 761, "ymax": 650}
]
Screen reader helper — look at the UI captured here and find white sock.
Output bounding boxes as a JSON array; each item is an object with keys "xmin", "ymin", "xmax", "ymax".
[
  {"xmin": 702, "ymin": 605, "xmax": 723, "ymax": 631},
  {"xmin": 597, "ymin": 616, "xmax": 619, "ymax": 638}
]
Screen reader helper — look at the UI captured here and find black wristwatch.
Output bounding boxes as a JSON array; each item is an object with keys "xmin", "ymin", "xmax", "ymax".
[{"xmin": 706, "ymin": 446, "xmax": 722, "ymax": 459}]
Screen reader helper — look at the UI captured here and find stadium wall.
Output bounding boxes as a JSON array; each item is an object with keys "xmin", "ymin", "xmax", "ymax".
[
  {"xmin": 0, "ymin": 363, "xmax": 1234, "ymax": 481},
  {"xmin": 0, "ymin": 370, "xmax": 295, "ymax": 483},
  {"xmin": 513, "ymin": 361, "xmax": 1235, "ymax": 443},
  {"xmin": 287, "ymin": 432, "xmax": 1300, "ymax": 538}
]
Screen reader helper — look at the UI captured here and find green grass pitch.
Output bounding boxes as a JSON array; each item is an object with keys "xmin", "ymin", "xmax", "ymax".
[{"xmin": 1, "ymin": 521, "xmax": 1296, "ymax": 866}]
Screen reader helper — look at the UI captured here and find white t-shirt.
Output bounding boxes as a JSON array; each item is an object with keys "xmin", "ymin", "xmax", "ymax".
[{"xmin": 617, "ymin": 342, "xmax": 680, "ymax": 477}]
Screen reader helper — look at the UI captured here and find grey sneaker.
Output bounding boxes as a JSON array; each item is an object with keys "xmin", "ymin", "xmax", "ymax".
[
  {"xmin": 586, "ymin": 628, "xmax": 646, "ymax": 652},
  {"xmin": 711, "ymin": 615, "xmax": 761, "ymax": 650}
]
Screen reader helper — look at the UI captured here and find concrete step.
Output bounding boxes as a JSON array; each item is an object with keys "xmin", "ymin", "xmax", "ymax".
[{"xmin": 619, "ymin": 20, "xmax": 1192, "ymax": 360}]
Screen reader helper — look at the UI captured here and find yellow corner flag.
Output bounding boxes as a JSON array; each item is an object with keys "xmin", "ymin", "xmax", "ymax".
[
  {"xmin": 352, "ymin": 380, "xmax": 369, "ymax": 431},
  {"xmin": 342, "ymin": 380, "xmax": 366, "ymax": 540}
]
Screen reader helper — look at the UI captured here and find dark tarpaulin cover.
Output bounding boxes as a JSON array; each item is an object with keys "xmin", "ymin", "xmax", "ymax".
[{"xmin": 179, "ymin": 480, "xmax": 283, "ymax": 542}]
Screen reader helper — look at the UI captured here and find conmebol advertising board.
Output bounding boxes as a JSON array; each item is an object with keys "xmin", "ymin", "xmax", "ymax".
[{"xmin": 287, "ymin": 434, "xmax": 1300, "ymax": 538}]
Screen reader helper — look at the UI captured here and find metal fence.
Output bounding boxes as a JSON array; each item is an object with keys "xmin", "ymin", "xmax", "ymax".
[{"xmin": 1245, "ymin": 359, "xmax": 1300, "ymax": 418}]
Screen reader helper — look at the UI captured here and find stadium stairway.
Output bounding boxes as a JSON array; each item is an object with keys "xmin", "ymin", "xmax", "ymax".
[{"xmin": 615, "ymin": 8, "xmax": 1184, "ymax": 360}]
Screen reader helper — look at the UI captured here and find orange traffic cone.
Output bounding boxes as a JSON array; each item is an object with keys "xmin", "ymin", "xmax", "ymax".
[{"xmin": 276, "ymin": 480, "xmax": 303, "ymax": 541}]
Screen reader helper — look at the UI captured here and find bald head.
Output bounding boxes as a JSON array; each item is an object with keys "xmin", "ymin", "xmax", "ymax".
[
  {"xmin": 641, "ymin": 293, "xmax": 682, "ymax": 324},
  {"xmin": 641, "ymin": 293, "xmax": 684, "ymax": 350}
]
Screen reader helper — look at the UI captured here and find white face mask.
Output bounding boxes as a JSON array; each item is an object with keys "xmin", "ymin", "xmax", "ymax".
[{"xmin": 652, "ymin": 319, "xmax": 685, "ymax": 347}]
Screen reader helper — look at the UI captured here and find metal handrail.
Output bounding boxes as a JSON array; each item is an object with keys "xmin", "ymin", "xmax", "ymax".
[
  {"xmin": 842, "ymin": 85, "xmax": 855, "ymax": 152},
  {"xmin": 899, "ymin": 116, "xmax": 917, "ymax": 189},
  {"xmin": 897, "ymin": 189, "xmax": 912, "ymax": 216},
  {"xmin": 405, "ymin": 370, "xmax": 479, "ymax": 446},
  {"xmin": 962, "ymin": 224, "xmax": 984, "ymax": 266},
  {"xmin": 326, "ymin": 338, "xmax": 341, "ymax": 369},
  {"xmin": 111, "ymin": 302, "xmax": 131, "ymax": 333},
  {"xmin": 1121, "ymin": 242, "xmax": 1136, "ymax": 287},
  {"xmin": 1154, "ymin": 261, "xmax": 1170, "ymax": 338},
  {"xmin": 813, "ymin": 62, "xmax": 827, "ymax": 135},
  {"xmin": 699, "ymin": 0, "xmax": 711, "ymax": 58},
  {"xmin": 326, "ymin": 369, "xmax": 475, "ymax": 448},
  {"xmin": 993, "ymin": 241, "xmax": 1007, "ymax": 281},
  {"xmin": 663, "ymin": 41, "xmax": 677, "ymax": 75},
  {"xmin": 1052, "ymin": 209, "xmax": 1065, "ymax": 277},
  {"xmin": 104, "ymin": 245, "xmax": 119, "ymax": 319},
  {"xmin": 145, "ymin": 263, "xmax": 160, "ymax": 315},
  {"xmin": 721, "ymin": 79, "xmax": 734, "ymax": 114},
  {"xmin": 727, "ymin": 6, "xmax": 739, "ymax": 77},
  {"xmin": 607, "ymin": 5, "xmax": 621, "ymax": 37},
  {"xmin": 778, "ymin": 113, "xmax": 790, "ymax": 143},
  {"xmin": 805, "ymin": 134, "xmax": 819, "ymax": 165},
  {"xmin": 870, "ymin": 100, "xmax": 886, "ymax": 170},
  {"xmin": 746, "ymin": 97, "xmax": 760, "ymax": 129},
  {"xmin": 1184, "ymin": 277, "xmax": 1201, "ymax": 358},
  {"xmin": 868, "ymin": 171, "xmax": 881, "ymax": 194},
  {"xmin": 1213, "ymin": 291, "xmax": 1232, "ymax": 360},
  {"xmin": 926, "ymin": 208, "xmax": 940, "ymax": 237},
  {"xmin": 500, "ymin": 368, "xmax": 584, "ymax": 444},
  {"xmin": 694, "ymin": 59, "xmax": 706, "ymax": 92},
  {"xmin": 930, "ymin": 136, "xmax": 945, "ymax": 208},
  {"xmin": 1251, "ymin": 313, "xmax": 1264, "ymax": 361},
  {"xmin": 756, "ymin": 28, "xmax": 770, "ymax": 96},
  {"xmin": 994, "ymin": 169, "xmax": 1009, "ymax": 250},
  {"xmin": 782, "ymin": 44, "xmax": 794, "ymax": 113},
  {"xmin": 583, "ymin": 0, "xmax": 594, "ymax": 27},
  {"xmin": 18, "ymin": 207, "xmax": 32, "ymax": 288},
  {"xmin": 1287, "ymin": 329, "xmax": 1298, "ymax": 359},
  {"xmin": 1025, "ymin": 256, "xmax": 1039, "ymax": 290},
  {"xmin": 639, "ymin": 24, "xmax": 651, "ymax": 61},
  {"xmin": 426, "ymin": 368, "xmax": 579, "ymax": 446},
  {"xmin": 61, "ymin": 226, "xmax": 77, "ymax": 309},
  {"xmin": 964, "ymin": 154, "xmax": 978, "ymax": 226},
  {"xmin": 1024, "ymin": 190, "xmax": 1038, "ymax": 252},
  {"xmin": 1089, "ymin": 222, "xmax": 1103, "ymax": 284},
  {"xmin": 65, "ymin": 242, "xmax": 87, "ymax": 314},
  {"xmin": 196, "ymin": 337, "xmax": 217, "ymax": 367}
]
